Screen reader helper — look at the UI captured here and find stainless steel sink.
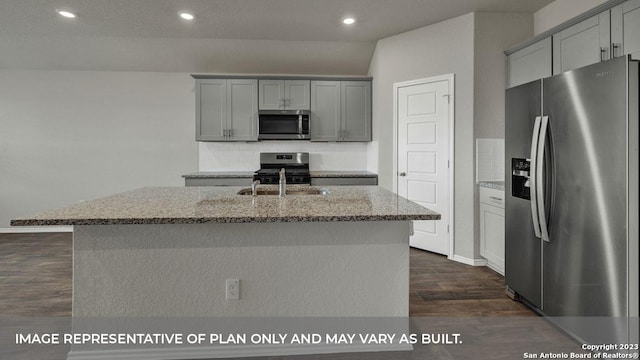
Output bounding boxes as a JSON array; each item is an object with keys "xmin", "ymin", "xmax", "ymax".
[{"xmin": 237, "ymin": 187, "xmax": 330, "ymax": 196}]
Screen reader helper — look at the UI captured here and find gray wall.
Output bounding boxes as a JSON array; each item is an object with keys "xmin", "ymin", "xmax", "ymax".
[
  {"xmin": 367, "ymin": 13, "xmax": 476, "ymax": 260},
  {"xmin": 367, "ymin": 12, "xmax": 534, "ymax": 262},
  {"xmin": 0, "ymin": 70, "xmax": 198, "ymax": 227},
  {"xmin": 473, "ymin": 13, "xmax": 534, "ymax": 256}
]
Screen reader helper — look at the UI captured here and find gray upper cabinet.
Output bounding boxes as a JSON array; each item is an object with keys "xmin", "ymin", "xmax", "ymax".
[
  {"xmin": 310, "ymin": 81, "xmax": 341, "ymax": 141},
  {"xmin": 227, "ymin": 80, "xmax": 259, "ymax": 141},
  {"xmin": 341, "ymin": 81, "xmax": 372, "ymax": 142},
  {"xmin": 196, "ymin": 79, "xmax": 226, "ymax": 141},
  {"xmin": 196, "ymin": 79, "xmax": 258, "ymax": 142},
  {"xmin": 552, "ymin": 12, "xmax": 611, "ymax": 75},
  {"xmin": 259, "ymin": 80, "xmax": 310, "ymax": 110},
  {"xmin": 611, "ymin": 0, "xmax": 640, "ymax": 59},
  {"xmin": 310, "ymin": 80, "xmax": 372, "ymax": 142},
  {"xmin": 507, "ymin": 37, "xmax": 552, "ymax": 88}
]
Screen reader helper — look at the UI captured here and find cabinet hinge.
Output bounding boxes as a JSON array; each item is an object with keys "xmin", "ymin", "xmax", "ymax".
[
  {"xmin": 447, "ymin": 224, "xmax": 450, "ymax": 233},
  {"xmin": 447, "ymin": 160, "xmax": 450, "ymax": 168}
]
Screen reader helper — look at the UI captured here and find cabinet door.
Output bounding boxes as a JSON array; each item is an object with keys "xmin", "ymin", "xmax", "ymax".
[
  {"xmin": 553, "ymin": 12, "xmax": 611, "ymax": 75},
  {"xmin": 611, "ymin": 0, "xmax": 640, "ymax": 59},
  {"xmin": 228, "ymin": 79, "xmax": 258, "ymax": 141},
  {"xmin": 310, "ymin": 81, "xmax": 341, "ymax": 141},
  {"xmin": 284, "ymin": 80, "xmax": 311, "ymax": 110},
  {"xmin": 341, "ymin": 81, "xmax": 371, "ymax": 142},
  {"xmin": 196, "ymin": 79, "xmax": 227, "ymax": 141},
  {"xmin": 480, "ymin": 202, "xmax": 505, "ymax": 275},
  {"xmin": 507, "ymin": 37, "xmax": 552, "ymax": 88},
  {"xmin": 258, "ymin": 80, "xmax": 284, "ymax": 110}
]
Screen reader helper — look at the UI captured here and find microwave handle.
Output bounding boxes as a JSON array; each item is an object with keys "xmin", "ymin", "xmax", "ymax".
[{"xmin": 298, "ymin": 115, "xmax": 303, "ymax": 135}]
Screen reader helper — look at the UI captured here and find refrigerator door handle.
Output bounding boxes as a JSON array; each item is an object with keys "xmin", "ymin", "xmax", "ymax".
[
  {"xmin": 530, "ymin": 116, "xmax": 542, "ymax": 238},
  {"xmin": 537, "ymin": 116, "xmax": 550, "ymax": 242}
]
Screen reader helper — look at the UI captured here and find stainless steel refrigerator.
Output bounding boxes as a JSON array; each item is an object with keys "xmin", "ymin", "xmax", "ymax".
[{"xmin": 505, "ymin": 56, "xmax": 639, "ymax": 342}]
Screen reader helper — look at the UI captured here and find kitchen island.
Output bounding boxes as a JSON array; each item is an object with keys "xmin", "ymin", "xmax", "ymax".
[{"xmin": 11, "ymin": 186, "xmax": 439, "ymax": 359}]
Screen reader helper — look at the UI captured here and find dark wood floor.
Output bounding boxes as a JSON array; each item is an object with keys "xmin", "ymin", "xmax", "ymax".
[
  {"xmin": 0, "ymin": 232, "xmax": 72, "ymax": 317},
  {"xmin": 409, "ymin": 248, "xmax": 533, "ymax": 316},
  {"xmin": 0, "ymin": 232, "xmax": 533, "ymax": 317}
]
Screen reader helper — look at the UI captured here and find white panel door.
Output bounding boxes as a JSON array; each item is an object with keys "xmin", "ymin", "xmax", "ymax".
[{"xmin": 397, "ymin": 80, "xmax": 450, "ymax": 255}]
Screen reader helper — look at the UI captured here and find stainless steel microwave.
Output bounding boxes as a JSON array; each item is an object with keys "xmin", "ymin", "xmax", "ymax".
[{"xmin": 258, "ymin": 110, "xmax": 310, "ymax": 140}]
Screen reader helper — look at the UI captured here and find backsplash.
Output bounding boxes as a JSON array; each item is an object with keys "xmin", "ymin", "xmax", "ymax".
[
  {"xmin": 476, "ymin": 138, "xmax": 505, "ymax": 182},
  {"xmin": 199, "ymin": 142, "xmax": 369, "ymax": 171}
]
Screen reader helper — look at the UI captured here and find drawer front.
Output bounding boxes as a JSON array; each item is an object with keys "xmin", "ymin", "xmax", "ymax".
[{"xmin": 479, "ymin": 187, "xmax": 505, "ymax": 208}]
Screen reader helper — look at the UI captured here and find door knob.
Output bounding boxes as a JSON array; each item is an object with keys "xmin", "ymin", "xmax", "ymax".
[{"xmin": 399, "ymin": 172, "xmax": 407, "ymax": 177}]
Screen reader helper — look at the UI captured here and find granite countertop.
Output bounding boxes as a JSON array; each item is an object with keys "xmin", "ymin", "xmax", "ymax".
[
  {"xmin": 182, "ymin": 171, "xmax": 378, "ymax": 179},
  {"xmin": 478, "ymin": 181, "xmax": 505, "ymax": 191},
  {"xmin": 182, "ymin": 171, "xmax": 254, "ymax": 178},
  {"xmin": 10, "ymin": 186, "xmax": 440, "ymax": 226}
]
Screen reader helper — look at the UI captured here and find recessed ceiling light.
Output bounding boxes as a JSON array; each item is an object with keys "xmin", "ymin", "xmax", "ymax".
[
  {"xmin": 342, "ymin": 17, "xmax": 356, "ymax": 25},
  {"xmin": 57, "ymin": 10, "xmax": 77, "ymax": 18},
  {"xmin": 179, "ymin": 12, "xmax": 195, "ymax": 20}
]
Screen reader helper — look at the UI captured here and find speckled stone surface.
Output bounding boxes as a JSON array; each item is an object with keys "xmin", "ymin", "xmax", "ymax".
[
  {"xmin": 11, "ymin": 186, "xmax": 440, "ymax": 226},
  {"xmin": 182, "ymin": 171, "xmax": 254, "ymax": 179},
  {"xmin": 478, "ymin": 181, "xmax": 505, "ymax": 191},
  {"xmin": 181, "ymin": 171, "xmax": 378, "ymax": 179}
]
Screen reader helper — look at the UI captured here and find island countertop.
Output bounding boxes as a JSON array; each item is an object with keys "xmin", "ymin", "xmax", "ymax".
[{"xmin": 10, "ymin": 186, "xmax": 440, "ymax": 226}]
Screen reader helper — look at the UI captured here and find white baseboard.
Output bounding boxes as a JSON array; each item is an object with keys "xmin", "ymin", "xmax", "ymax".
[
  {"xmin": 451, "ymin": 254, "xmax": 488, "ymax": 267},
  {"xmin": 0, "ymin": 226, "xmax": 73, "ymax": 233},
  {"xmin": 486, "ymin": 262, "xmax": 505, "ymax": 276},
  {"xmin": 67, "ymin": 343, "xmax": 413, "ymax": 360}
]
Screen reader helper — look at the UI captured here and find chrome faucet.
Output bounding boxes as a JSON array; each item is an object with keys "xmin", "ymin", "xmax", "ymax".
[
  {"xmin": 251, "ymin": 179, "xmax": 260, "ymax": 197},
  {"xmin": 279, "ymin": 168, "xmax": 286, "ymax": 197}
]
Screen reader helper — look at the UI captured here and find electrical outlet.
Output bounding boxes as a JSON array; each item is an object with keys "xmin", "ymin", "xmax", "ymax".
[{"xmin": 226, "ymin": 279, "xmax": 240, "ymax": 300}]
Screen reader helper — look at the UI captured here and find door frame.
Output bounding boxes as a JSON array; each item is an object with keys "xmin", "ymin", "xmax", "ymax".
[{"xmin": 392, "ymin": 74, "xmax": 455, "ymax": 259}]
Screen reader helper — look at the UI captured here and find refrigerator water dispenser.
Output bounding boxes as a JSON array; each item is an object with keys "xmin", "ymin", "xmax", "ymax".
[{"xmin": 511, "ymin": 158, "xmax": 530, "ymax": 200}]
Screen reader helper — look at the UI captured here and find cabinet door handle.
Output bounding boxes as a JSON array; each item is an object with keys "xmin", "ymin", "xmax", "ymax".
[
  {"xmin": 600, "ymin": 47, "xmax": 608, "ymax": 61},
  {"xmin": 399, "ymin": 172, "xmax": 407, "ymax": 177},
  {"xmin": 489, "ymin": 196, "xmax": 503, "ymax": 201},
  {"xmin": 229, "ymin": 129, "xmax": 233, "ymax": 137},
  {"xmin": 223, "ymin": 129, "xmax": 227, "ymax": 137},
  {"xmin": 612, "ymin": 43, "xmax": 621, "ymax": 58}
]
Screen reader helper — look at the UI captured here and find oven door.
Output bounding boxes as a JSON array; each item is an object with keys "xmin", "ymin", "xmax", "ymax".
[{"xmin": 258, "ymin": 111, "xmax": 310, "ymax": 140}]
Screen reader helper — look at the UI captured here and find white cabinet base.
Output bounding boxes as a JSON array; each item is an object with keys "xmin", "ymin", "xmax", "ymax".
[{"xmin": 479, "ymin": 187, "xmax": 505, "ymax": 275}]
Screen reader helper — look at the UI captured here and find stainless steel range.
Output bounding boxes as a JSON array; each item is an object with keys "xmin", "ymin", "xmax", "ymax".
[{"xmin": 254, "ymin": 152, "xmax": 311, "ymax": 185}]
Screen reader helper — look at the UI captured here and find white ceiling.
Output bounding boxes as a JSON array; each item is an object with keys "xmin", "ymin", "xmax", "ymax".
[{"xmin": 0, "ymin": 0, "xmax": 554, "ymax": 74}]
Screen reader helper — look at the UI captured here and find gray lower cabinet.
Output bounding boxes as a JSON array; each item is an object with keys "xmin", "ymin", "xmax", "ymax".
[
  {"xmin": 612, "ymin": 0, "xmax": 640, "ymax": 59},
  {"xmin": 310, "ymin": 80, "xmax": 371, "ymax": 142},
  {"xmin": 196, "ymin": 79, "xmax": 258, "ymax": 141},
  {"xmin": 507, "ymin": 37, "xmax": 552, "ymax": 88},
  {"xmin": 552, "ymin": 11, "xmax": 611, "ymax": 75},
  {"xmin": 259, "ymin": 80, "xmax": 310, "ymax": 110},
  {"xmin": 311, "ymin": 177, "xmax": 377, "ymax": 186}
]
